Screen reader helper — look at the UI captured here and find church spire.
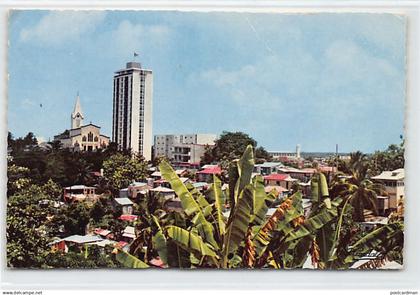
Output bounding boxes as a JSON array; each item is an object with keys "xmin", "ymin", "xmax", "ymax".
[{"xmin": 71, "ymin": 92, "xmax": 84, "ymax": 129}]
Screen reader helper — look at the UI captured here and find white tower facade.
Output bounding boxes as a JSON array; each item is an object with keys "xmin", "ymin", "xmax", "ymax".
[
  {"xmin": 71, "ymin": 94, "xmax": 84, "ymax": 129},
  {"xmin": 296, "ymin": 144, "xmax": 301, "ymax": 159},
  {"xmin": 112, "ymin": 61, "xmax": 153, "ymax": 161}
]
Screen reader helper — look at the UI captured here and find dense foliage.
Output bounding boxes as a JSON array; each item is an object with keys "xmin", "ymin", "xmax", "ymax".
[
  {"xmin": 6, "ymin": 132, "xmax": 404, "ymax": 269},
  {"xmin": 201, "ymin": 131, "xmax": 272, "ymax": 166},
  {"xmin": 115, "ymin": 145, "xmax": 404, "ymax": 269}
]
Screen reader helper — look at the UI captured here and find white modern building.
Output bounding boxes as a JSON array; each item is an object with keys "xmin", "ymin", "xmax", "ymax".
[
  {"xmin": 154, "ymin": 134, "xmax": 217, "ymax": 163},
  {"xmin": 112, "ymin": 61, "xmax": 153, "ymax": 161},
  {"xmin": 269, "ymin": 144, "xmax": 301, "ymax": 159}
]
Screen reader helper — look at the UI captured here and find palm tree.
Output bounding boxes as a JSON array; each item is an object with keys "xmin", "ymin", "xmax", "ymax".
[{"xmin": 331, "ymin": 152, "xmax": 386, "ymax": 222}]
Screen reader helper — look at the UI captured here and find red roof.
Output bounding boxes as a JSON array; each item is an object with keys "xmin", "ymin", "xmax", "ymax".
[
  {"xmin": 116, "ymin": 241, "xmax": 128, "ymax": 248},
  {"xmin": 154, "ymin": 179, "xmax": 168, "ymax": 184},
  {"xmin": 198, "ymin": 166, "xmax": 222, "ymax": 175},
  {"xmin": 119, "ymin": 214, "xmax": 139, "ymax": 221},
  {"xmin": 149, "ymin": 257, "xmax": 166, "ymax": 268},
  {"xmin": 264, "ymin": 174, "xmax": 290, "ymax": 181}
]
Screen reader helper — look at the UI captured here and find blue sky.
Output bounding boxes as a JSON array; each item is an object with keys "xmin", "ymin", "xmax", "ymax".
[{"xmin": 8, "ymin": 11, "xmax": 406, "ymax": 152}]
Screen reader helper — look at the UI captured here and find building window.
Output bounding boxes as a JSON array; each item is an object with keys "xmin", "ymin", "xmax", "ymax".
[
  {"xmin": 88, "ymin": 132, "xmax": 94, "ymax": 142},
  {"xmin": 82, "ymin": 136, "xmax": 87, "ymax": 142},
  {"xmin": 94, "ymin": 136, "xmax": 98, "ymax": 142}
]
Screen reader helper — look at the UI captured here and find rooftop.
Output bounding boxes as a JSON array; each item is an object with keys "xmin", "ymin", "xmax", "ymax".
[
  {"xmin": 150, "ymin": 186, "xmax": 175, "ymax": 193},
  {"xmin": 60, "ymin": 234, "xmax": 103, "ymax": 244},
  {"xmin": 371, "ymin": 168, "xmax": 404, "ymax": 181},
  {"xmin": 264, "ymin": 174, "xmax": 294, "ymax": 182},
  {"xmin": 114, "ymin": 198, "xmax": 134, "ymax": 206},
  {"xmin": 198, "ymin": 166, "xmax": 222, "ymax": 175},
  {"xmin": 255, "ymin": 162, "xmax": 284, "ymax": 168},
  {"xmin": 64, "ymin": 185, "xmax": 95, "ymax": 190}
]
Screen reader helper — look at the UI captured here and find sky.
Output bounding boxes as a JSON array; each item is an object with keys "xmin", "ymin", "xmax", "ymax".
[{"xmin": 7, "ymin": 11, "xmax": 406, "ymax": 153}]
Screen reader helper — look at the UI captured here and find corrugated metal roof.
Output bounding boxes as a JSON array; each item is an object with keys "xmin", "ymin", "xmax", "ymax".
[
  {"xmin": 114, "ymin": 197, "xmax": 133, "ymax": 206},
  {"xmin": 61, "ymin": 234, "xmax": 103, "ymax": 244}
]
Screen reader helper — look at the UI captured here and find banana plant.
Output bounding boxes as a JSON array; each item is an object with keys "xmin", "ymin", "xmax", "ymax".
[{"xmin": 114, "ymin": 144, "xmax": 402, "ymax": 269}]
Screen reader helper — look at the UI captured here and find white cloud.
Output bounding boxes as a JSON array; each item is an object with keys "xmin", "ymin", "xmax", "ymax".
[
  {"xmin": 192, "ymin": 37, "xmax": 402, "ymax": 125},
  {"xmin": 20, "ymin": 11, "xmax": 106, "ymax": 46},
  {"xmin": 317, "ymin": 39, "xmax": 401, "ymax": 108},
  {"xmin": 100, "ymin": 20, "xmax": 171, "ymax": 57}
]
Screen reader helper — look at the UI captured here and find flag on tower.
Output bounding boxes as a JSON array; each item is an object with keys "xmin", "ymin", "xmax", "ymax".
[{"xmin": 134, "ymin": 52, "xmax": 139, "ymax": 57}]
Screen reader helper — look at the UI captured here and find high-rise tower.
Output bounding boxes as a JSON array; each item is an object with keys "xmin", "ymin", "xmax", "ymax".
[
  {"xmin": 112, "ymin": 61, "xmax": 153, "ymax": 161},
  {"xmin": 71, "ymin": 93, "xmax": 84, "ymax": 129}
]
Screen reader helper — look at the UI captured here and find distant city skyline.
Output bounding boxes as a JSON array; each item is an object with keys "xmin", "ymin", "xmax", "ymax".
[{"xmin": 8, "ymin": 11, "xmax": 406, "ymax": 153}]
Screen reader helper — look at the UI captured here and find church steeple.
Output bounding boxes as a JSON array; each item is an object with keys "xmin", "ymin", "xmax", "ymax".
[{"xmin": 71, "ymin": 92, "xmax": 84, "ymax": 129}]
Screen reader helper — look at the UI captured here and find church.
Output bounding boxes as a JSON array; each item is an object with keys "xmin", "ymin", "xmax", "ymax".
[{"xmin": 54, "ymin": 94, "xmax": 110, "ymax": 151}]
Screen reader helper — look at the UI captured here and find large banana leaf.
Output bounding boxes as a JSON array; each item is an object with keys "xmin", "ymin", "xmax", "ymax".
[
  {"xmin": 285, "ymin": 205, "xmax": 338, "ymax": 243},
  {"xmin": 115, "ymin": 250, "xmax": 149, "ymax": 268},
  {"xmin": 253, "ymin": 193, "xmax": 301, "ymax": 258},
  {"xmin": 223, "ymin": 185, "xmax": 254, "ymax": 261},
  {"xmin": 185, "ymin": 182, "xmax": 210, "ymax": 210},
  {"xmin": 151, "ymin": 215, "xmax": 168, "ymax": 265},
  {"xmin": 159, "ymin": 161, "xmax": 202, "ymax": 216},
  {"xmin": 209, "ymin": 175, "xmax": 226, "ymax": 237},
  {"xmin": 160, "ymin": 161, "xmax": 219, "ymax": 249},
  {"xmin": 228, "ymin": 160, "xmax": 239, "ymax": 211},
  {"xmin": 311, "ymin": 172, "xmax": 329, "ymax": 204},
  {"xmin": 166, "ymin": 225, "xmax": 218, "ymax": 258},
  {"xmin": 328, "ymin": 197, "xmax": 352, "ymax": 261},
  {"xmin": 234, "ymin": 145, "xmax": 255, "ymax": 202},
  {"xmin": 349, "ymin": 222, "xmax": 404, "ymax": 257},
  {"xmin": 274, "ymin": 192, "xmax": 303, "ymax": 233},
  {"xmin": 250, "ymin": 175, "xmax": 275, "ymax": 225}
]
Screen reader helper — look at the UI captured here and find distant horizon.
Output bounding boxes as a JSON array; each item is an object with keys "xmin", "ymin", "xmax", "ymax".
[{"xmin": 8, "ymin": 11, "xmax": 406, "ymax": 154}]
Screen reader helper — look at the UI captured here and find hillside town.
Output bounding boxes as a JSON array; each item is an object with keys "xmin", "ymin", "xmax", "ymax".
[{"xmin": 7, "ymin": 60, "xmax": 405, "ymax": 269}]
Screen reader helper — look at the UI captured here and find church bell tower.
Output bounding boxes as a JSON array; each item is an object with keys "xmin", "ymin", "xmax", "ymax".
[{"xmin": 71, "ymin": 93, "xmax": 84, "ymax": 129}]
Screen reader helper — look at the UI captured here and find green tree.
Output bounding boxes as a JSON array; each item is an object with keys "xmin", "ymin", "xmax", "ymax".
[
  {"xmin": 45, "ymin": 245, "xmax": 118, "ymax": 268},
  {"xmin": 102, "ymin": 153, "xmax": 148, "ymax": 193},
  {"xmin": 201, "ymin": 131, "xmax": 271, "ymax": 165},
  {"xmin": 7, "ymin": 182, "xmax": 62, "ymax": 268},
  {"xmin": 63, "ymin": 202, "xmax": 90, "ymax": 235},
  {"xmin": 369, "ymin": 141, "xmax": 405, "ymax": 176},
  {"xmin": 7, "ymin": 164, "xmax": 32, "ymax": 197},
  {"xmin": 331, "ymin": 152, "xmax": 386, "ymax": 222}
]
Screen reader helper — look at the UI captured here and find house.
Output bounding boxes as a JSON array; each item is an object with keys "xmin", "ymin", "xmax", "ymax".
[
  {"xmin": 50, "ymin": 234, "xmax": 104, "ymax": 253},
  {"xmin": 371, "ymin": 168, "xmax": 404, "ymax": 211},
  {"xmin": 93, "ymin": 228, "xmax": 113, "ymax": 239},
  {"xmin": 154, "ymin": 177, "xmax": 189, "ymax": 188},
  {"xmin": 278, "ymin": 167, "xmax": 316, "ymax": 183},
  {"xmin": 192, "ymin": 182, "xmax": 209, "ymax": 192},
  {"xmin": 263, "ymin": 174, "xmax": 296, "ymax": 190},
  {"xmin": 150, "ymin": 186, "xmax": 176, "ymax": 199},
  {"xmin": 122, "ymin": 226, "xmax": 136, "ymax": 242},
  {"xmin": 63, "ymin": 185, "xmax": 99, "ymax": 202},
  {"xmin": 254, "ymin": 162, "xmax": 284, "ymax": 175},
  {"xmin": 127, "ymin": 182, "xmax": 149, "ymax": 199},
  {"xmin": 197, "ymin": 165, "xmax": 222, "ymax": 183},
  {"xmin": 165, "ymin": 196, "xmax": 183, "ymax": 212},
  {"xmin": 113, "ymin": 197, "xmax": 134, "ymax": 215},
  {"xmin": 119, "ymin": 188, "xmax": 129, "ymax": 198},
  {"xmin": 119, "ymin": 214, "xmax": 139, "ymax": 222}
]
